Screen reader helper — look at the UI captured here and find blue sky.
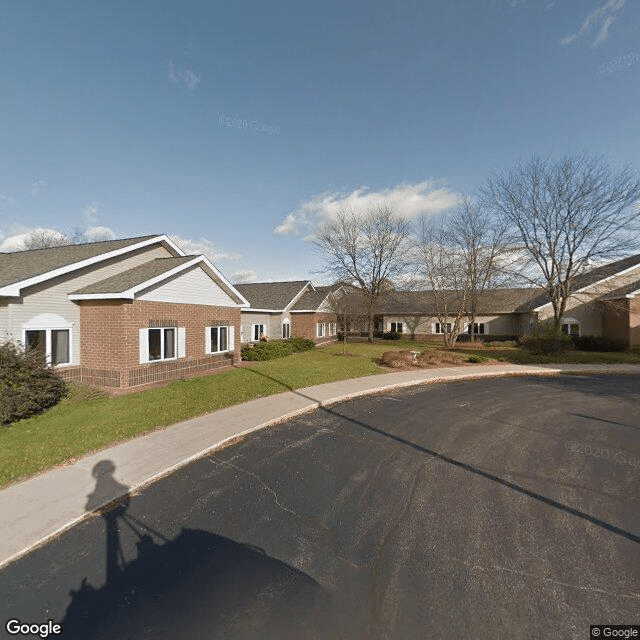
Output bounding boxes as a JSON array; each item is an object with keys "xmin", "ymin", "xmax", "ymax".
[{"xmin": 1, "ymin": 0, "xmax": 638, "ymax": 282}]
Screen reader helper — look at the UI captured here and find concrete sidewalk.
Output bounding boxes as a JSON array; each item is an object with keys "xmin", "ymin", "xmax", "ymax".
[{"xmin": 1, "ymin": 362, "xmax": 638, "ymax": 569}]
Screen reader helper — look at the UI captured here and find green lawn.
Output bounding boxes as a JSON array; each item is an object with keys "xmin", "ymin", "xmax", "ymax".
[
  {"xmin": 0, "ymin": 347, "xmax": 383, "ymax": 488},
  {"xmin": 1, "ymin": 338, "xmax": 639, "ymax": 488}
]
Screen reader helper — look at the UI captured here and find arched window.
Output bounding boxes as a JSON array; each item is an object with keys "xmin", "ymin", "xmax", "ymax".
[
  {"xmin": 23, "ymin": 313, "xmax": 73, "ymax": 366},
  {"xmin": 282, "ymin": 318, "xmax": 291, "ymax": 339}
]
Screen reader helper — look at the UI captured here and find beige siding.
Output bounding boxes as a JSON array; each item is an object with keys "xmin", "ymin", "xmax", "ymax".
[
  {"xmin": 383, "ymin": 314, "xmax": 520, "ymax": 335},
  {"xmin": 240, "ymin": 312, "xmax": 274, "ymax": 342},
  {"xmin": 138, "ymin": 265, "xmax": 237, "ymax": 307},
  {"xmin": 5, "ymin": 244, "xmax": 171, "ymax": 365}
]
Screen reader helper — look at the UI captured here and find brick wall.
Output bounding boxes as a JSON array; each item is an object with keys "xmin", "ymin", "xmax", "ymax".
[
  {"xmin": 74, "ymin": 299, "xmax": 241, "ymax": 388},
  {"xmin": 290, "ymin": 312, "xmax": 338, "ymax": 344}
]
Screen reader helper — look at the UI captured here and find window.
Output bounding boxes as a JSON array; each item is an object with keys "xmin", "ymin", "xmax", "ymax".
[
  {"xmin": 282, "ymin": 320, "xmax": 290, "ymax": 339},
  {"xmin": 211, "ymin": 326, "xmax": 228, "ymax": 352},
  {"xmin": 252, "ymin": 324, "xmax": 266, "ymax": 341},
  {"xmin": 561, "ymin": 322, "xmax": 580, "ymax": 336},
  {"xmin": 23, "ymin": 314, "xmax": 72, "ymax": 367},
  {"xmin": 390, "ymin": 322, "xmax": 403, "ymax": 333},
  {"xmin": 206, "ymin": 325, "xmax": 234, "ymax": 353},
  {"xmin": 316, "ymin": 322, "xmax": 325, "ymax": 338},
  {"xmin": 140, "ymin": 327, "xmax": 185, "ymax": 363},
  {"xmin": 328, "ymin": 322, "xmax": 336, "ymax": 336},
  {"xmin": 434, "ymin": 322, "xmax": 452, "ymax": 334},
  {"xmin": 467, "ymin": 322, "xmax": 485, "ymax": 335},
  {"xmin": 148, "ymin": 328, "xmax": 176, "ymax": 361}
]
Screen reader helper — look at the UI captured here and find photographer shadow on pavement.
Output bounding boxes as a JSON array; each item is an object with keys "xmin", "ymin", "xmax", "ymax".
[{"xmin": 60, "ymin": 459, "xmax": 330, "ymax": 640}]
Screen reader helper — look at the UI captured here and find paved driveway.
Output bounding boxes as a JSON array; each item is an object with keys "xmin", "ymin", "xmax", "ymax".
[{"xmin": 2, "ymin": 375, "xmax": 639, "ymax": 639}]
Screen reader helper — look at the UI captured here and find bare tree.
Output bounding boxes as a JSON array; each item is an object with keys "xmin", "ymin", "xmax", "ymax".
[
  {"xmin": 448, "ymin": 197, "xmax": 512, "ymax": 341},
  {"xmin": 314, "ymin": 206, "xmax": 411, "ymax": 342},
  {"xmin": 21, "ymin": 230, "xmax": 71, "ymax": 250},
  {"xmin": 484, "ymin": 154, "xmax": 640, "ymax": 334},
  {"xmin": 326, "ymin": 286, "xmax": 368, "ymax": 354},
  {"xmin": 415, "ymin": 216, "xmax": 468, "ymax": 347}
]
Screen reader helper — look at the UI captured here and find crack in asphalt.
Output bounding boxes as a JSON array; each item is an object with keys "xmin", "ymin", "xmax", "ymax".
[
  {"xmin": 447, "ymin": 554, "xmax": 640, "ymax": 601},
  {"xmin": 208, "ymin": 456, "xmax": 298, "ymax": 517}
]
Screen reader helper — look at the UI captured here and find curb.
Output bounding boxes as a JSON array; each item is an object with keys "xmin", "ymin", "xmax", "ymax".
[{"xmin": 1, "ymin": 364, "xmax": 638, "ymax": 569}]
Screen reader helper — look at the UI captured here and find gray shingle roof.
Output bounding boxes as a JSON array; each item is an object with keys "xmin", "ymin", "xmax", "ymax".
[
  {"xmin": 598, "ymin": 277, "xmax": 640, "ymax": 300},
  {"xmin": 233, "ymin": 281, "xmax": 310, "ymax": 310},
  {"xmin": 290, "ymin": 284, "xmax": 342, "ymax": 311},
  {"xmin": 71, "ymin": 257, "xmax": 197, "ymax": 295},
  {"xmin": 523, "ymin": 253, "xmax": 640, "ymax": 310},
  {"xmin": 0, "ymin": 235, "xmax": 160, "ymax": 289},
  {"xmin": 378, "ymin": 288, "xmax": 545, "ymax": 315}
]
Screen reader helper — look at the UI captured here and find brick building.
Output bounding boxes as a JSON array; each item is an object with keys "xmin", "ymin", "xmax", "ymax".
[{"xmin": 0, "ymin": 235, "xmax": 248, "ymax": 389}]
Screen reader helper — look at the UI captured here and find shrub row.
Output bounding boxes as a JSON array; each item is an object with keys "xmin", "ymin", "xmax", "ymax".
[
  {"xmin": 241, "ymin": 337, "xmax": 316, "ymax": 361},
  {"xmin": 0, "ymin": 341, "xmax": 67, "ymax": 424},
  {"xmin": 571, "ymin": 335, "xmax": 627, "ymax": 352}
]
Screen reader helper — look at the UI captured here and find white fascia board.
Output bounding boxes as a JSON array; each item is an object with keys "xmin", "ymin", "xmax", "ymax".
[
  {"xmin": 532, "ymin": 259, "xmax": 640, "ymax": 312},
  {"xmin": 290, "ymin": 309, "xmax": 317, "ymax": 313},
  {"xmin": 69, "ymin": 256, "xmax": 248, "ymax": 304},
  {"xmin": 283, "ymin": 281, "xmax": 313, "ymax": 312},
  {"xmin": 0, "ymin": 235, "xmax": 180, "ymax": 298},
  {"xmin": 241, "ymin": 308, "xmax": 282, "ymax": 313},
  {"xmin": 194, "ymin": 256, "xmax": 250, "ymax": 306},
  {"xmin": 69, "ymin": 256, "xmax": 204, "ymax": 300}
]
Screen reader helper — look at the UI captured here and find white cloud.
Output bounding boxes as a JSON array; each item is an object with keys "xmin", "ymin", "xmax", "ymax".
[
  {"xmin": 561, "ymin": 0, "xmax": 625, "ymax": 47},
  {"xmin": 0, "ymin": 193, "xmax": 16, "ymax": 204},
  {"xmin": 169, "ymin": 235, "xmax": 242, "ymax": 263},
  {"xmin": 168, "ymin": 62, "xmax": 200, "ymax": 90},
  {"xmin": 83, "ymin": 202, "xmax": 99, "ymax": 226},
  {"xmin": 230, "ymin": 269, "xmax": 259, "ymax": 284},
  {"xmin": 83, "ymin": 226, "xmax": 116, "ymax": 242},
  {"xmin": 30, "ymin": 180, "xmax": 47, "ymax": 197},
  {"xmin": 0, "ymin": 228, "xmax": 67, "ymax": 252},
  {"xmin": 274, "ymin": 180, "xmax": 463, "ymax": 237}
]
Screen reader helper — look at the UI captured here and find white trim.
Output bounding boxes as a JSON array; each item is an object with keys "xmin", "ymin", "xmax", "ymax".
[
  {"xmin": 139, "ymin": 326, "xmax": 180, "ymax": 364},
  {"xmin": 252, "ymin": 323, "xmax": 267, "ymax": 341},
  {"xmin": 283, "ymin": 282, "xmax": 313, "ymax": 311},
  {"xmin": 205, "ymin": 325, "xmax": 232, "ymax": 354},
  {"xmin": 533, "ymin": 259, "xmax": 640, "ymax": 312},
  {"xmin": 316, "ymin": 322, "xmax": 325, "ymax": 338},
  {"xmin": 23, "ymin": 320, "xmax": 73, "ymax": 368},
  {"xmin": 69, "ymin": 255, "xmax": 249, "ymax": 307},
  {"xmin": 0, "ymin": 235, "xmax": 185, "ymax": 297}
]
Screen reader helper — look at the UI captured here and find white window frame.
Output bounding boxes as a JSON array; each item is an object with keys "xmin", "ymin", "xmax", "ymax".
[
  {"xmin": 316, "ymin": 322, "xmax": 325, "ymax": 338},
  {"xmin": 23, "ymin": 314, "xmax": 73, "ymax": 367},
  {"xmin": 467, "ymin": 322, "xmax": 486, "ymax": 335},
  {"xmin": 328, "ymin": 322, "xmax": 336, "ymax": 336},
  {"xmin": 206, "ymin": 325, "xmax": 235, "ymax": 354},
  {"xmin": 282, "ymin": 319, "xmax": 291, "ymax": 339},
  {"xmin": 252, "ymin": 323, "xmax": 267, "ymax": 341},
  {"xmin": 139, "ymin": 327, "xmax": 185, "ymax": 364},
  {"xmin": 561, "ymin": 318, "xmax": 580, "ymax": 337},
  {"xmin": 390, "ymin": 322, "xmax": 403, "ymax": 333},
  {"xmin": 433, "ymin": 322, "xmax": 453, "ymax": 334}
]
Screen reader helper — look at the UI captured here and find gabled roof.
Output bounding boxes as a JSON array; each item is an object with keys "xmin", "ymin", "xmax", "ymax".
[
  {"xmin": 0, "ymin": 235, "xmax": 185, "ymax": 297},
  {"xmin": 70, "ymin": 256, "xmax": 197, "ymax": 295},
  {"xmin": 233, "ymin": 281, "xmax": 311, "ymax": 311},
  {"xmin": 290, "ymin": 284, "xmax": 342, "ymax": 312},
  {"xmin": 597, "ymin": 277, "xmax": 640, "ymax": 301},
  {"xmin": 68, "ymin": 255, "xmax": 249, "ymax": 305},
  {"xmin": 531, "ymin": 253, "xmax": 640, "ymax": 311}
]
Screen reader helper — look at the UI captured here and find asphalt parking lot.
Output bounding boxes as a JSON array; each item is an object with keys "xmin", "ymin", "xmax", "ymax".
[{"xmin": 1, "ymin": 374, "xmax": 639, "ymax": 639}]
